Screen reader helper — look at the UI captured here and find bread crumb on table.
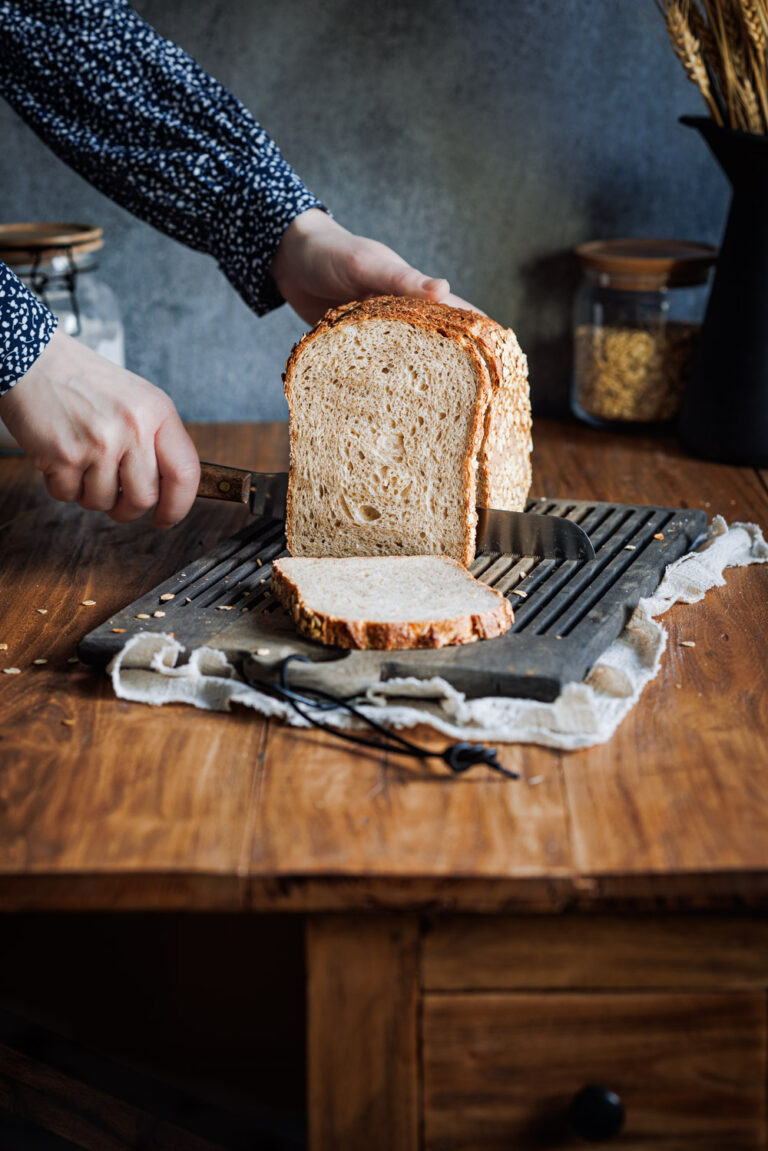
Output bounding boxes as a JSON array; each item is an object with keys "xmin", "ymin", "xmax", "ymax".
[
  {"xmin": 32, "ymin": 658, "xmax": 48, "ymax": 665},
  {"xmin": 2, "ymin": 667, "xmax": 21, "ymax": 675},
  {"xmin": 80, "ymin": 600, "xmax": 96, "ymax": 607},
  {"xmin": 136, "ymin": 613, "xmax": 150, "ymax": 620},
  {"xmin": 153, "ymin": 610, "xmax": 166, "ymax": 619},
  {"xmin": 159, "ymin": 593, "xmax": 175, "ymax": 601},
  {"xmin": 679, "ymin": 640, "xmax": 696, "ymax": 647},
  {"xmin": 36, "ymin": 608, "xmax": 48, "ymax": 614}
]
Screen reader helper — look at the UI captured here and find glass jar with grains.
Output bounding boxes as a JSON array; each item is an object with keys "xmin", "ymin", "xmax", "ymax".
[{"xmin": 572, "ymin": 239, "xmax": 716, "ymax": 430}]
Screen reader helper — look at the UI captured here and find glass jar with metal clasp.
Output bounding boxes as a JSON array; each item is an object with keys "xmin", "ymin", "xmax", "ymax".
[{"xmin": 0, "ymin": 222, "xmax": 125, "ymax": 447}]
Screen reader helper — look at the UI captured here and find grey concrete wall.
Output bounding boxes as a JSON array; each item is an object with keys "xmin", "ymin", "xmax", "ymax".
[{"xmin": 0, "ymin": 0, "xmax": 730, "ymax": 420}]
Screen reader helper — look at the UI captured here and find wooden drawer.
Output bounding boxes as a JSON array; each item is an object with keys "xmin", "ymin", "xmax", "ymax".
[{"xmin": 423, "ymin": 991, "xmax": 766, "ymax": 1150}]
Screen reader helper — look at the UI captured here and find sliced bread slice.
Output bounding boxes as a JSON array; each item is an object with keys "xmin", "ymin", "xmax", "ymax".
[
  {"xmin": 271, "ymin": 555, "xmax": 513, "ymax": 650},
  {"xmin": 283, "ymin": 296, "xmax": 531, "ymax": 566}
]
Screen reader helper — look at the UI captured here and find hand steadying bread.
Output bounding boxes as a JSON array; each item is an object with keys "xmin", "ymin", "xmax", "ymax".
[{"xmin": 275, "ymin": 294, "xmax": 531, "ymax": 651}]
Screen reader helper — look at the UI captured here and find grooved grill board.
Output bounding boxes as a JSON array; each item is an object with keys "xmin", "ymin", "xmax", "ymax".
[{"xmin": 79, "ymin": 499, "xmax": 708, "ymax": 702}]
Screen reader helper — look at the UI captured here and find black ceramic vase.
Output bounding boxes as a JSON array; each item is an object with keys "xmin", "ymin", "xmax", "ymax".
[{"xmin": 680, "ymin": 116, "xmax": 768, "ymax": 466}]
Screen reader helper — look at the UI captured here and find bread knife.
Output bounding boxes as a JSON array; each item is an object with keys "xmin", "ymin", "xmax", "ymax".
[{"xmin": 197, "ymin": 462, "xmax": 596, "ymax": 562}]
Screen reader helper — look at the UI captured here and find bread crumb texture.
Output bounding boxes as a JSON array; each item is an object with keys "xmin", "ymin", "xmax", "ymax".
[
  {"xmin": 283, "ymin": 296, "xmax": 531, "ymax": 566},
  {"xmin": 271, "ymin": 555, "xmax": 513, "ymax": 650}
]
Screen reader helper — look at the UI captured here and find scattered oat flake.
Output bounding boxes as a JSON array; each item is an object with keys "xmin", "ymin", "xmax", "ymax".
[
  {"xmin": 153, "ymin": 610, "xmax": 166, "ymax": 618},
  {"xmin": 241, "ymin": 607, "xmax": 250, "ymax": 612},
  {"xmin": 259, "ymin": 578, "xmax": 267, "ymax": 584},
  {"xmin": 0, "ymin": 643, "xmax": 7, "ymax": 651},
  {"xmin": 81, "ymin": 599, "xmax": 96, "ymax": 607},
  {"xmin": 256, "ymin": 647, "xmax": 271, "ymax": 656},
  {"xmin": 675, "ymin": 683, "xmax": 682, "ymax": 689},
  {"xmin": 653, "ymin": 532, "xmax": 664, "ymax": 540},
  {"xmin": 67, "ymin": 657, "xmax": 79, "ymax": 664},
  {"xmin": 160, "ymin": 592, "xmax": 175, "ymax": 601},
  {"xmin": 512, "ymin": 589, "xmax": 528, "ymax": 598},
  {"xmin": 3, "ymin": 667, "xmax": 21, "ymax": 675},
  {"xmin": 624, "ymin": 544, "xmax": 636, "ymax": 551},
  {"xmin": 680, "ymin": 640, "xmax": 696, "ymax": 647},
  {"xmin": 112, "ymin": 628, "xmax": 126, "ymax": 634},
  {"xmin": 32, "ymin": 658, "xmax": 48, "ymax": 665},
  {"xmin": 136, "ymin": 613, "xmax": 150, "ymax": 620},
  {"xmin": 216, "ymin": 605, "xmax": 235, "ymax": 611},
  {"xmin": 185, "ymin": 597, "xmax": 192, "ymax": 603},
  {"xmin": 36, "ymin": 608, "xmax": 48, "ymax": 614},
  {"xmin": 256, "ymin": 557, "xmax": 263, "ymax": 567},
  {"xmin": 61, "ymin": 718, "xmax": 75, "ymax": 726},
  {"xmin": 528, "ymin": 775, "xmax": 545, "ymax": 786}
]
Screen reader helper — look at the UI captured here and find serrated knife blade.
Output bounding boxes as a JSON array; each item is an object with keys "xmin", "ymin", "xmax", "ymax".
[{"xmin": 197, "ymin": 463, "xmax": 596, "ymax": 562}]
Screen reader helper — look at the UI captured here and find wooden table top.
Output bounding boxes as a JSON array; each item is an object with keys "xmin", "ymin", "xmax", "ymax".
[{"xmin": 0, "ymin": 419, "xmax": 766, "ymax": 914}]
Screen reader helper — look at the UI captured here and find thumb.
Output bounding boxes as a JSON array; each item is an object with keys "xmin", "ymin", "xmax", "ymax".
[
  {"xmin": 347, "ymin": 239, "xmax": 450, "ymax": 302},
  {"xmin": 381, "ymin": 264, "xmax": 451, "ymax": 302}
]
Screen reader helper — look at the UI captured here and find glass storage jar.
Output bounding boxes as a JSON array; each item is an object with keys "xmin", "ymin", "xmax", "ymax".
[
  {"xmin": 572, "ymin": 239, "xmax": 716, "ymax": 430},
  {"xmin": 0, "ymin": 222, "xmax": 125, "ymax": 365},
  {"xmin": 0, "ymin": 222, "xmax": 125, "ymax": 448}
]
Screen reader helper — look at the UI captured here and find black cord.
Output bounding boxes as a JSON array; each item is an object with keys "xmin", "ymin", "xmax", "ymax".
[{"xmin": 247, "ymin": 655, "xmax": 519, "ymax": 780}]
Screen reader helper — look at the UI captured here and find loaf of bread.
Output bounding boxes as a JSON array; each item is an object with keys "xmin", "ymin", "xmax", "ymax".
[
  {"xmin": 271, "ymin": 555, "xmax": 514, "ymax": 650},
  {"xmin": 283, "ymin": 296, "xmax": 531, "ymax": 566}
]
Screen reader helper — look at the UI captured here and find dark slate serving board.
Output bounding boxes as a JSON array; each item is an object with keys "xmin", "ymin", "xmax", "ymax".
[{"xmin": 78, "ymin": 498, "xmax": 708, "ymax": 701}]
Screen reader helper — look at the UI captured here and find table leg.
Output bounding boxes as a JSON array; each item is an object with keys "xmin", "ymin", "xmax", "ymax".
[{"xmin": 306, "ymin": 914, "xmax": 420, "ymax": 1151}]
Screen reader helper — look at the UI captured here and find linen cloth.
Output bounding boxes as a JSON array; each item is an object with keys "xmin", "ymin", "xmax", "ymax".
[{"xmin": 108, "ymin": 517, "xmax": 768, "ymax": 750}]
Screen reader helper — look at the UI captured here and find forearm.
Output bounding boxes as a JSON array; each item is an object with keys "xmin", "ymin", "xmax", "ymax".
[{"xmin": 0, "ymin": 0, "xmax": 324, "ymax": 314}]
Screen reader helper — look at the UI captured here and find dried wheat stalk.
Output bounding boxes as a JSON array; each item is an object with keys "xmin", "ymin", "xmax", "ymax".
[{"xmin": 657, "ymin": 0, "xmax": 768, "ymax": 133}]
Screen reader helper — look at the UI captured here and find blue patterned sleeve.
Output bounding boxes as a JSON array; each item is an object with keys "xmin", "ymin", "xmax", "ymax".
[
  {"xmin": 0, "ymin": 0, "xmax": 325, "ymax": 392},
  {"xmin": 0, "ymin": 262, "xmax": 58, "ymax": 395}
]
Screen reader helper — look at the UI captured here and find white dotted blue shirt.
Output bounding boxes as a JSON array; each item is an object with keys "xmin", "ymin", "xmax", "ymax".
[{"xmin": 0, "ymin": 0, "xmax": 324, "ymax": 394}]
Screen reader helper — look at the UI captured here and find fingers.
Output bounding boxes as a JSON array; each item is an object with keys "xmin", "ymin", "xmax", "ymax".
[
  {"xmin": 443, "ymin": 291, "xmax": 487, "ymax": 315},
  {"xmin": 44, "ymin": 467, "xmax": 83, "ymax": 504},
  {"xmin": 363, "ymin": 257, "xmax": 451, "ymax": 303},
  {"xmin": 152, "ymin": 414, "xmax": 200, "ymax": 530},
  {"xmin": 79, "ymin": 460, "xmax": 120, "ymax": 512},
  {"xmin": 109, "ymin": 446, "xmax": 160, "ymax": 523}
]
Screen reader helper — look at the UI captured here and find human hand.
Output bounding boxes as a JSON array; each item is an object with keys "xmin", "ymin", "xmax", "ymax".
[
  {"xmin": 271, "ymin": 208, "xmax": 483, "ymax": 324},
  {"xmin": 0, "ymin": 329, "xmax": 200, "ymax": 528}
]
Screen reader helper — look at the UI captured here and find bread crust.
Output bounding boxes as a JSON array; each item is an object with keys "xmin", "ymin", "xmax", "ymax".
[
  {"xmin": 271, "ymin": 557, "xmax": 514, "ymax": 651},
  {"xmin": 282, "ymin": 296, "xmax": 531, "ymax": 565}
]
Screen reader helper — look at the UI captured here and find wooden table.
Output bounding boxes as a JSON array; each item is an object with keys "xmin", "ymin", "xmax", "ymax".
[{"xmin": 1, "ymin": 419, "xmax": 767, "ymax": 1150}]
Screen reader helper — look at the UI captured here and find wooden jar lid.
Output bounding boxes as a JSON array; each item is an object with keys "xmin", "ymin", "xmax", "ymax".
[
  {"xmin": 0, "ymin": 222, "xmax": 103, "ymax": 267},
  {"xmin": 575, "ymin": 238, "xmax": 717, "ymax": 290}
]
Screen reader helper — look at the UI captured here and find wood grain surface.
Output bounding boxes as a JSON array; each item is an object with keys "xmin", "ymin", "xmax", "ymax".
[
  {"xmin": 422, "ymin": 990, "xmax": 767, "ymax": 1150},
  {"xmin": 306, "ymin": 915, "xmax": 419, "ymax": 1151},
  {"xmin": 0, "ymin": 420, "xmax": 767, "ymax": 911},
  {"xmin": 422, "ymin": 913, "xmax": 768, "ymax": 990}
]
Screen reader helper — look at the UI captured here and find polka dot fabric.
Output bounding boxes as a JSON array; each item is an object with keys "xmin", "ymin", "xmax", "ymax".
[
  {"xmin": 0, "ymin": 0, "xmax": 324, "ymax": 395},
  {"xmin": 0, "ymin": 263, "xmax": 58, "ymax": 392}
]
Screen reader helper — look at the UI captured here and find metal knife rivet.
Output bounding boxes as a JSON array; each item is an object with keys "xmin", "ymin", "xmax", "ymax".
[{"xmin": 218, "ymin": 480, "xmax": 231, "ymax": 493}]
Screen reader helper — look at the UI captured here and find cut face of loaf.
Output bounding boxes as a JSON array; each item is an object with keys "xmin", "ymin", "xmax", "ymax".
[
  {"xmin": 271, "ymin": 556, "xmax": 514, "ymax": 650},
  {"xmin": 284, "ymin": 296, "xmax": 531, "ymax": 566}
]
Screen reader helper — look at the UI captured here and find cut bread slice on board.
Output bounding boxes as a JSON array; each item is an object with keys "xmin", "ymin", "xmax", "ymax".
[
  {"xmin": 283, "ymin": 295, "xmax": 531, "ymax": 566},
  {"xmin": 271, "ymin": 555, "xmax": 514, "ymax": 650}
]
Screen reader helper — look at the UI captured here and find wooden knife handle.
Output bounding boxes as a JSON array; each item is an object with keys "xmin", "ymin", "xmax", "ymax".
[{"xmin": 198, "ymin": 461, "xmax": 252, "ymax": 503}]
